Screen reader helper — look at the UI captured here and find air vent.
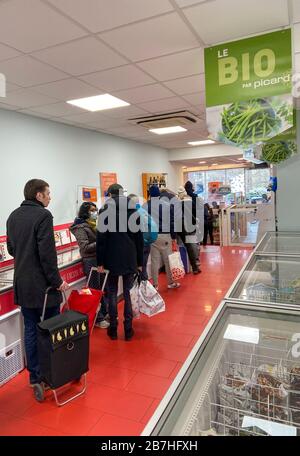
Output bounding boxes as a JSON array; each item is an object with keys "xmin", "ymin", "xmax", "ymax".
[{"xmin": 129, "ymin": 110, "xmax": 199, "ymax": 129}]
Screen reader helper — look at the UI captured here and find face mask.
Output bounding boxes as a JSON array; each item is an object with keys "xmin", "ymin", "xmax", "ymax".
[{"xmin": 89, "ymin": 212, "xmax": 97, "ymax": 220}]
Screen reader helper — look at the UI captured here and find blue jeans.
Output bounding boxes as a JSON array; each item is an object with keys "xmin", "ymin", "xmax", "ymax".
[
  {"xmin": 107, "ymin": 274, "xmax": 134, "ymax": 331},
  {"xmin": 22, "ymin": 305, "xmax": 60, "ymax": 384}
]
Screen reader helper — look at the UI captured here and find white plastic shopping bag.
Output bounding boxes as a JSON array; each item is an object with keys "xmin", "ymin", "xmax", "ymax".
[
  {"xmin": 139, "ymin": 280, "xmax": 165, "ymax": 317},
  {"xmin": 129, "ymin": 278, "xmax": 141, "ymax": 319},
  {"xmin": 169, "ymin": 251, "xmax": 185, "ymax": 281}
]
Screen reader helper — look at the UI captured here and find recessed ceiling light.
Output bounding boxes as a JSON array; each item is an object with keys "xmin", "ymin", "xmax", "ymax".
[
  {"xmin": 212, "ymin": 163, "xmax": 218, "ymax": 166},
  {"xmin": 199, "ymin": 161, "xmax": 207, "ymax": 164},
  {"xmin": 188, "ymin": 140, "xmax": 215, "ymax": 146},
  {"xmin": 67, "ymin": 94, "xmax": 130, "ymax": 112},
  {"xmin": 149, "ymin": 126, "xmax": 187, "ymax": 135}
]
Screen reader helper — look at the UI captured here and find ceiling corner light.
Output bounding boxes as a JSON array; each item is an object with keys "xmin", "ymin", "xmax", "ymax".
[
  {"xmin": 149, "ymin": 126, "xmax": 187, "ymax": 135},
  {"xmin": 199, "ymin": 161, "xmax": 207, "ymax": 164},
  {"xmin": 67, "ymin": 94, "xmax": 130, "ymax": 112},
  {"xmin": 188, "ymin": 140, "xmax": 215, "ymax": 146}
]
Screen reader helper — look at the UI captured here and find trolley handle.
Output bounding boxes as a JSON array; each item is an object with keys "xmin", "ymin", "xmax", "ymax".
[
  {"xmin": 86, "ymin": 267, "xmax": 109, "ymax": 291},
  {"xmin": 41, "ymin": 287, "xmax": 68, "ymax": 323}
]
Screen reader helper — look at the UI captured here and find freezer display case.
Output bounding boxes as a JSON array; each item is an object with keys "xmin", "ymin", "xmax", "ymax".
[
  {"xmin": 256, "ymin": 232, "xmax": 300, "ymax": 256},
  {"xmin": 143, "ymin": 302, "xmax": 300, "ymax": 436},
  {"xmin": 226, "ymin": 254, "xmax": 300, "ymax": 308}
]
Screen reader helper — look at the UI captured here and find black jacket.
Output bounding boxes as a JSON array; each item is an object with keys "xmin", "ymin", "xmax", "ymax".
[
  {"xmin": 96, "ymin": 196, "xmax": 144, "ymax": 276},
  {"xmin": 70, "ymin": 219, "xmax": 96, "ymax": 260},
  {"xmin": 6, "ymin": 200, "xmax": 62, "ymax": 309}
]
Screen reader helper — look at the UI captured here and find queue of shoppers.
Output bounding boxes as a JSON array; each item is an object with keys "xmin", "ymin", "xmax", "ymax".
[{"xmin": 6, "ymin": 178, "xmax": 206, "ymax": 388}]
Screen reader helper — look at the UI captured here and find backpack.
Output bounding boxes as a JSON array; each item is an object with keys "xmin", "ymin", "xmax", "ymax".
[{"xmin": 138, "ymin": 207, "xmax": 158, "ymax": 246}]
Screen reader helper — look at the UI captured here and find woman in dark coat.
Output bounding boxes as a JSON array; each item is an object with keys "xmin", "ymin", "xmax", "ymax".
[{"xmin": 70, "ymin": 202, "xmax": 109, "ymax": 329}]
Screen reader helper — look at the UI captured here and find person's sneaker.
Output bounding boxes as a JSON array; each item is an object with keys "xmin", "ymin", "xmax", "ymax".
[
  {"xmin": 107, "ymin": 327, "xmax": 118, "ymax": 340},
  {"xmin": 95, "ymin": 320, "xmax": 110, "ymax": 329},
  {"xmin": 168, "ymin": 282, "xmax": 181, "ymax": 289},
  {"xmin": 125, "ymin": 329, "xmax": 134, "ymax": 341}
]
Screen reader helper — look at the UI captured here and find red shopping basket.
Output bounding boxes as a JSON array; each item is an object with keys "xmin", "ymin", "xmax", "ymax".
[{"xmin": 64, "ymin": 269, "xmax": 109, "ymax": 333}]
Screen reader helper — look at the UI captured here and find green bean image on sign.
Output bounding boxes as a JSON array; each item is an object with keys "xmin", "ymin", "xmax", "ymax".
[
  {"xmin": 221, "ymin": 99, "xmax": 281, "ymax": 146},
  {"xmin": 261, "ymin": 141, "xmax": 295, "ymax": 164}
]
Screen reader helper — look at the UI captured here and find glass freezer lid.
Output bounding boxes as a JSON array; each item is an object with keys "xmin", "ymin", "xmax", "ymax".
[
  {"xmin": 147, "ymin": 303, "xmax": 300, "ymax": 436},
  {"xmin": 0, "ymin": 268, "xmax": 14, "ymax": 291},
  {"xmin": 256, "ymin": 232, "xmax": 300, "ymax": 256},
  {"xmin": 228, "ymin": 254, "xmax": 300, "ymax": 307}
]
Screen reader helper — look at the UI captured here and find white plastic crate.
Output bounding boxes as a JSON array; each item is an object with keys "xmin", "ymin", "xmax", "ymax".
[{"xmin": 0, "ymin": 309, "xmax": 24, "ymax": 386}]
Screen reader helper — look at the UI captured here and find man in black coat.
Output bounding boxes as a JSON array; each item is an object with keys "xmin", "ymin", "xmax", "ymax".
[
  {"xmin": 6, "ymin": 179, "xmax": 68, "ymax": 387},
  {"xmin": 96, "ymin": 184, "xmax": 143, "ymax": 341}
]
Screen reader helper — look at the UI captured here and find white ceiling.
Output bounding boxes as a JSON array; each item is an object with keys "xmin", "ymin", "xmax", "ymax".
[
  {"xmin": 0, "ymin": 0, "xmax": 298, "ymax": 149},
  {"xmin": 173, "ymin": 154, "xmax": 250, "ymax": 168}
]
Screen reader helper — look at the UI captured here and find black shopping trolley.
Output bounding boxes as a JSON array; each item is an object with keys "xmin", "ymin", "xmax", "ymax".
[{"xmin": 34, "ymin": 288, "xmax": 89, "ymax": 406}]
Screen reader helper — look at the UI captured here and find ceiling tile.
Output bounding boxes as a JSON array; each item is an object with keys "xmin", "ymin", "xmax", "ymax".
[
  {"xmin": 33, "ymin": 78, "xmax": 99, "ymax": 101},
  {"xmin": 103, "ymin": 105, "xmax": 150, "ymax": 119},
  {"xmin": 63, "ymin": 111, "xmax": 118, "ymax": 125},
  {"xmin": 25, "ymin": 102, "xmax": 84, "ymax": 117},
  {"xmin": 174, "ymin": 0, "xmax": 206, "ymax": 7},
  {"xmin": 47, "ymin": 0, "xmax": 174, "ymax": 32},
  {"xmin": 183, "ymin": 0, "xmax": 289, "ymax": 45},
  {"xmin": 137, "ymin": 48, "xmax": 204, "ymax": 81},
  {"xmin": 100, "ymin": 13, "xmax": 199, "ymax": 61},
  {"xmin": 163, "ymin": 74, "xmax": 205, "ymax": 95},
  {"xmin": 33, "ymin": 37, "xmax": 127, "ymax": 76},
  {"xmin": 2, "ymin": 88, "xmax": 58, "ymax": 108},
  {"xmin": 0, "ymin": 43, "xmax": 21, "ymax": 62},
  {"xmin": 80, "ymin": 65, "xmax": 155, "ymax": 91},
  {"xmin": 0, "ymin": 56, "xmax": 68, "ymax": 87},
  {"xmin": 293, "ymin": 0, "xmax": 300, "ymax": 23},
  {"xmin": 294, "ymin": 23, "xmax": 300, "ymax": 53},
  {"xmin": 88, "ymin": 117, "xmax": 130, "ymax": 129},
  {"xmin": 182, "ymin": 91, "xmax": 206, "ymax": 106},
  {"xmin": 5, "ymin": 82, "xmax": 22, "ymax": 92},
  {"xmin": 17, "ymin": 108, "xmax": 54, "ymax": 119},
  {"xmin": 0, "ymin": 101, "xmax": 19, "ymax": 110},
  {"xmin": 114, "ymin": 84, "xmax": 174, "ymax": 104},
  {"xmin": 0, "ymin": 0, "xmax": 87, "ymax": 52},
  {"xmin": 137, "ymin": 96, "xmax": 189, "ymax": 113}
]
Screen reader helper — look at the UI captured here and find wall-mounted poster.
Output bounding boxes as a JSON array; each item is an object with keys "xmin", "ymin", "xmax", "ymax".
[
  {"xmin": 99, "ymin": 173, "xmax": 118, "ymax": 197},
  {"xmin": 205, "ymin": 29, "xmax": 293, "ymax": 148},
  {"xmin": 82, "ymin": 187, "xmax": 98, "ymax": 202},
  {"xmin": 208, "ymin": 181, "xmax": 222, "ymax": 195},
  {"xmin": 142, "ymin": 173, "xmax": 168, "ymax": 200}
]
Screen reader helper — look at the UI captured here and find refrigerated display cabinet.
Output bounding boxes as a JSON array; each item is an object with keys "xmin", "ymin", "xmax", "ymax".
[
  {"xmin": 256, "ymin": 232, "xmax": 300, "ymax": 256},
  {"xmin": 226, "ymin": 254, "xmax": 300, "ymax": 308},
  {"xmin": 142, "ymin": 301, "xmax": 300, "ymax": 436}
]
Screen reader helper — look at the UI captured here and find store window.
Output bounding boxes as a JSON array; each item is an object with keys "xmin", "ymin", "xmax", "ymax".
[{"xmin": 245, "ymin": 168, "xmax": 271, "ymax": 201}]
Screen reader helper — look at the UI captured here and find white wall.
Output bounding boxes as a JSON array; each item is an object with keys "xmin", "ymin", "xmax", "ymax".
[
  {"xmin": 168, "ymin": 143, "xmax": 241, "ymax": 162},
  {"xmin": 0, "ymin": 109, "xmax": 175, "ymax": 233},
  {"xmin": 276, "ymin": 110, "xmax": 300, "ymax": 231}
]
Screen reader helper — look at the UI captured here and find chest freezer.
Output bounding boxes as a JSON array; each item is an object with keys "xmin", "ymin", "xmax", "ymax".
[
  {"xmin": 256, "ymin": 232, "xmax": 300, "ymax": 256},
  {"xmin": 142, "ymin": 301, "xmax": 300, "ymax": 436}
]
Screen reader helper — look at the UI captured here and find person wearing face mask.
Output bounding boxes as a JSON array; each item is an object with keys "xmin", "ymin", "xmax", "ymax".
[
  {"xmin": 70, "ymin": 202, "xmax": 109, "ymax": 329},
  {"xmin": 6, "ymin": 179, "xmax": 69, "ymax": 388}
]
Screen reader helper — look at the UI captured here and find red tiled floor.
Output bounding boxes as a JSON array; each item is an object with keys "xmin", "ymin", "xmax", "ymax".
[
  {"xmin": 88, "ymin": 413, "xmax": 145, "ymax": 436},
  {"xmin": 0, "ymin": 246, "xmax": 251, "ymax": 435},
  {"xmin": 125, "ymin": 373, "xmax": 171, "ymax": 399}
]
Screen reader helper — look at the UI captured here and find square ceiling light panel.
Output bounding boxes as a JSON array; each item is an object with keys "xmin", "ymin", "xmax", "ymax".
[
  {"xmin": 149, "ymin": 126, "xmax": 187, "ymax": 135},
  {"xmin": 188, "ymin": 140, "xmax": 215, "ymax": 146},
  {"xmin": 67, "ymin": 94, "xmax": 130, "ymax": 112}
]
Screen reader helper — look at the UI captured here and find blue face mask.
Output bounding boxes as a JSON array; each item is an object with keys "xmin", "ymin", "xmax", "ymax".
[{"xmin": 89, "ymin": 212, "xmax": 98, "ymax": 220}]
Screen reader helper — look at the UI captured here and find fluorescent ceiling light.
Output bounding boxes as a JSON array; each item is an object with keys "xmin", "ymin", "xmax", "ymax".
[
  {"xmin": 199, "ymin": 161, "xmax": 207, "ymax": 164},
  {"xmin": 223, "ymin": 324, "xmax": 259, "ymax": 344},
  {"xmin": 149, "ymin": 126, "xmax": 187, "ymax": 135},
  {"xmin": 188, "ymin": 140, "xmax": 215, "ymax": 146},
  {"xmin": 212, "ymin": 163, "xmax": 218, "ymax": 166},
  {"xmin": 67, "ymin": 94, "xmax": 130, "ymax": 112}
]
